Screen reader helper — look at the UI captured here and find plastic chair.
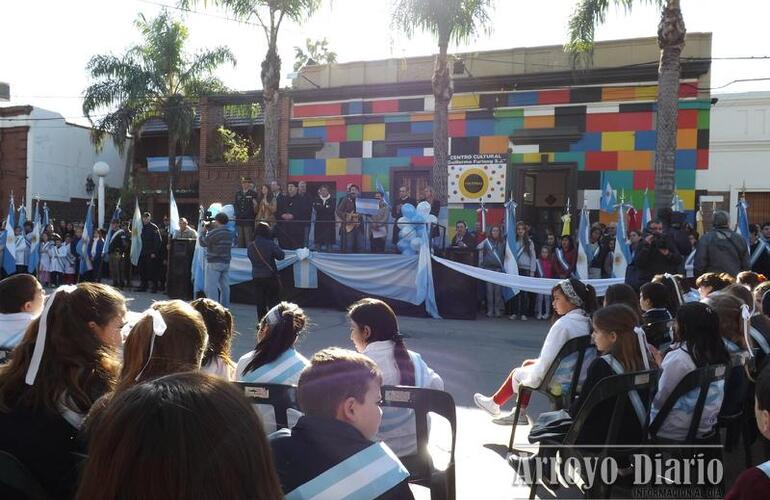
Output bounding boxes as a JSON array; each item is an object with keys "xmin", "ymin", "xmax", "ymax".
[
  {"xmin": 234, "ymin": 382, "xmax": 299, "ymax": 430},
  {"xmin": 525, "ymin": 369, "xmax": 659, "ymax": 499},
  {"xmin": 507, "ymin": 335, "xmax": 596, "ymax": 451},
  {"xmin": 380, "ymin": 385, "xmax": 457, "ymax": 500},
  {"xmin": 0, "ymin": 450, "xmax": 49, "ymax": 500},
  {"xmin": 717, "ymin": 355, "xmax": 752, "ymax": 468}
]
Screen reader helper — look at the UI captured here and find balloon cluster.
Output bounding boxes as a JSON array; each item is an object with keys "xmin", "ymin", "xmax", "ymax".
[
  {"xmin": 396, "ymin": 201, "xmax": 438, "ymax": 256},
  {"xmin": 206, "ymin": 203, "xmax": 236, "ymax": 233}
]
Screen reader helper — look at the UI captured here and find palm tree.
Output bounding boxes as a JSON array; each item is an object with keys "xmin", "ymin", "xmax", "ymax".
[
  {"xmin": 83, "ymin": 11, "xmax": 235, "ymax": 187},
  {"xmin": 567, "ymin": 0, "xmax": 686, "ymax": 212},
  {"xmin": 180, "ymin": 0, "xmax": 321, "ymax": 183},
  {"xmin": 392, "ymin": 0, "xmax": 493, "ymax": 203},
  {"xmin": 294, "ymin": 37, "xmax": 337, "ymax": 71}
]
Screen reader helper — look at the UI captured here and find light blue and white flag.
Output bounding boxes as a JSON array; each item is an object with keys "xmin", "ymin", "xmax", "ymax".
[
  {"xmin": 613, "ymin": 203, "xmax": 632, "ymax": 279},
  {"xmin": 354, "ymin": 197, "xmax": 380, "ymax": 216},
  {"xmin": 642, "ymin": 189, "xmax": 652, "ymax": 229},
  {"xmin": 375, "ymin": 178, "xmax": 390, "ymax": 207},
  {"xmin": 191, "ymin": 206, "xmax": 206, "ymax": 293},
  {"xmin": 737, "ymin": 196, "xmax": 751, "ymax": 251},
  {"xmin": 600, "ymin": 181, "xmax": 617, "ymax": 213},
  {"xmin": 130, "ymin": 199, "xmax": 143, "ymax": 266},
  {"xmin": 102, "ymin": 199, "xmax": 122, "ymax": 258},
  {"xmin": 79, "ymin": 198, "xmax": 94, "ymax": 274},
  {"xmin": 502, "ymin": 199, "xmax": 520, "ymax": 300},
  {"xmin": 576, "ymin": 206, "xmax": 591, "ymax": 280},
  {"xmin": 27, "ymin": 202, "xmax": 42, "ymax": 273},
  {"xmin": 42, "ymin": 203, "xmax": 49, "ymax": 229},
  {"xmin": 17, "ymin": 202, "xmax": 27, "ymax": 230},
  {"xmin": 169, "ymin": 188, "xmax": 180, "ymax": 236},
  {"xmin": 2, "ymin": 197, "xmax": 17, "ymax": 275},
  {"xmin": 671, "ymin": 190, "xmax": 685, "ymax": 213}
]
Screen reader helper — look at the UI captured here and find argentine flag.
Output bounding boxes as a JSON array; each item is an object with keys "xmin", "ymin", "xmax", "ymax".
[
  {"xmin": 737, "ymin": 197, "xmax": 751, "ymax": 251},
  {"xmin": 169, "ymin": 189, "xmax": 180, "ymax": 236},
  {"xmin": 102, "ymin": 200, "xmax": 122, "ymax": 259},
  {"xmin": 130, "ymin": 199, "xmax": 143, "ymax": 266},
  {"xmin": 575, "ymin": 207, "xmax": 591, "ymax": 279},
  {"xmin": 642, "ymin": 189, "xmax": 651, "ymax": 230},
  {"xmin": 79, "ymin": 198, "xmax": 95, "ymax": 274},
  {"xmin": 2, "ymin": 197, "xmax": 17, "ymax": 275},
  {"xmin": 27, "ymin": 204, "xmax": 42, "ymax": 274},
  {"xmin": 501, "ymin": 199, "xmax": 520, "ymax": 300},
  {"xmin": 191, "ymin": 206, "xmax": 206, "ymax": 293},
  {"xmin": 42, "ymin": 204, "xmax": 49, "ymax": 229},
  {"xmin": 17, "ymin": 203, "xmax": 27, "ymax": 230},
  {"xmin": 612, "ymin": 203, "xmax": 631, "ymax": 278},
  {"xmin": 600, "ymin": 181, "xmax": 617, "ymax": 213}
]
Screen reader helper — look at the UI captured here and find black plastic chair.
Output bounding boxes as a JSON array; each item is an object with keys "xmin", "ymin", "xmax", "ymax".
[
  {"xmin": 508, "ymin": 335, "xmax": 596, "ymax": 451},
  {"xmin": 0, "ymin": 451, "xmax": 49, "ymax": 500},
  {"xmin": 380, "ymin": 385, "xmax": 457, "ymax": 500},
  {"xmin": 524, "ymin": 369, "xmax": 659, "ymax": 499},
  {"xmin": 234, "ymin": 382, "xmax": 299, "ymax": 431},
  {"xmin": 717, "ymin": 355, "xmax": 753, "ymax": 468}
]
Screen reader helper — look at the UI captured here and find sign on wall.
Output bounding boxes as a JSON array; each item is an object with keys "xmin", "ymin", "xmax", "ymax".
[{"xmin": 448, "ymin": 154, "xmax": 508, "ymax": 203}]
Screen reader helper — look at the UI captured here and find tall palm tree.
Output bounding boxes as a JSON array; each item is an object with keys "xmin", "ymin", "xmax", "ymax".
[
  {"xmin": 392, "ymin": 0, "xmax": 493, "ymax": 203},
  {"xmin": 83, "ymin": 11, "xmax": 235, "ymax": 187},
  {"xmin": 180, "ymin": 0, "xmax": 321, "ymax": 183},
  {"xmin": 567, "ymin": 0, "xmax": 686, "ymax": 212}
]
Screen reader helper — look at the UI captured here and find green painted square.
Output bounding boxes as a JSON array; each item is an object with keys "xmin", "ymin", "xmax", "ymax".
[
  {"xmin": 554, "ymin": 152, "xmax": 585, "ymax": 170},
  {"xmin": 384, "ymin": 114, "xmax": 411, "ymax": 123},
  {"xmin": 602, "ymin": 171, "xmax": 634, "ymax": 193},
  {"xmin": 347, "ymin": 124, "xmax": 363, "ymax": 141},
  {"xmin": 362, "ymin": 157, "xmax": 410, "ymax": 176},
  {"xmin": 679, "ymin": 100, "xmax": 710, "ymax": 110},
  {"xmin": 494, "ymin": 117, "xmax": 524, "ymax": 136},
  {"xmin": 288, "ymin": 159, "xmax": 304, "ymax": 176},
  {"xmin": 675, "ymin": 169, "xmax": 696, "ymax": 190},
  {"xmin": 629, "ymin": 189, "xmax": 656, "ymax": 212},
  {"xmin": 698, "ymin": 110, "xmax": 710, "ymax": 130},
  {"xmin": 495, "ymin": 109, "xmax": 524, "ymax": 118},
  {"xmin": 510, "ymin": 153, "xmax": 525, "ymax": 164},
  {"xmin": 448, "ymin": 208, "xmax": 477, "ymax": 239}
]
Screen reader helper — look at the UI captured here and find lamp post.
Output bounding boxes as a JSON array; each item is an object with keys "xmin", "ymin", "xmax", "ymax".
[{"xmin": 92, "ymin": 162, "xmax": 110, "ymax": 228}]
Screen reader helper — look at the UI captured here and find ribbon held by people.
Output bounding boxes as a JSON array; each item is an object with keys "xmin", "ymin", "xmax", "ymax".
[{"xmin": 395, "ymin": 202, "xmax": 437, "ymax": 256}]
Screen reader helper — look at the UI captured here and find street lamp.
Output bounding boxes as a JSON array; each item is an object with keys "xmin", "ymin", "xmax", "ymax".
[{"xmin": 93, "ymin": 161, "xmax": 110, "ymax": 228}]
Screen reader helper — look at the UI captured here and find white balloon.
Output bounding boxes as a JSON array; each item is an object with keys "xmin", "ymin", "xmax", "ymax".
[
  {"xmin": 410, "ymin": 238, "xmax": 422, "ymax": 251},
  {"xmin": 426, "ymin": 214, "xmax": 438, "ymax": 225},
  {"xmin": 397, "ymin": 216, "xmax": 409, "ymax": 229},
  {"xmin": 400, "ymin": 226, "xmax": 416, "ymax": 240},
  {"xmin": 416, "ymin": 201, "xmax": 431, "ymax": 216},
  {"xmin": 221, "ymin": 204, "xmax": 236, "ymax": 218}
]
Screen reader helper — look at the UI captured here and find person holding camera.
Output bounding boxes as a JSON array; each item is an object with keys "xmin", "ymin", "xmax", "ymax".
[
  {"xmin": 633, "ymin": 220, "xmax": 683, "ymax": 284},
  {"xmin": 199, "ymin": 212, "xmax": 233, "ymax": 308}
]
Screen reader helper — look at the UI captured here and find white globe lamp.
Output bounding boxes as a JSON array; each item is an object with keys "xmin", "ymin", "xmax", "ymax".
[{"xmin": 92, "ymin": 162, "xmax": 110, "ymax": 228}]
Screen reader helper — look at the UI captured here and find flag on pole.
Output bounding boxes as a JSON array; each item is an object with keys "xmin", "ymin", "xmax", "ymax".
[
  {"xmin": 42, "ymin": 203, "xmax": 49, "ymax": 229},
  {"xmin": 27, "ymin": 203, "xmax": 42, "ymax": 274},
  {"xmin": 501, "ymin": 199, "xmax": 520, "ymax": 300},
  {"xmin": 671, "ymin": 191, "xmax": 685, "ymax": 213},
  {"xmin": 613, "ymin": 202, "xmax": 632, "ymax": 279},
  {"xmin": 2, "ymin": 196, "xmax": 17, "ymax": 275},
  {"xmin": 642, "ymin": 189, "xmax": 652, "ymax": 230},
  {"xmin": 576, "ymin": 206, "xmax": 591, "ymax": 279},
  {"xmin": 169, "ymin": 187, "xmax": 180, "ymax": 236},
  {"xmin": 600, "ymin": 181, "xmax": 617, "ymax": 213},
  {"xmin": 477, "ymin": 200, "xmax": 487, "ymax": 233},
  {"xmin": 737, "ymin": 196, "xmax": 751, "ymax": 251},
  {"xmin": 102, "ymin": 199, "xmax": 122, "ymax": 258},
  {"xmin": 191, "ymin": 206, "xmax": 206, "ymax": 293},
  {"xmin": 79, "ymin": 198, "xmax": 95, "ymax": 274},
  {"xmin": 375, "ymin": 179, "xmax": 390, "ymax": 207},
  {"xmin": 17, "ymin": 202, "xmax": 27, "ymax": 230},
  {"xmin": 130, "ymin": 199, "xmax": 143, "ymax": 266}
]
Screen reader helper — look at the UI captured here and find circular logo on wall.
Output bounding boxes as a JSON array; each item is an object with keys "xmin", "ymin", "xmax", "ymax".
[{"xmin": 457, "ymin": 168, "xmax": 489, "ymax": 199}]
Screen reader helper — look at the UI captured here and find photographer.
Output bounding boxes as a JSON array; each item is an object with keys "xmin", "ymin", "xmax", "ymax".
[
  {"xmin": 198, "ymin": 212, "xmax": 233, "ymax": 307},
  {"xmin": 633, "ymin": 220, "xmax": 683, "ymax": 284}
]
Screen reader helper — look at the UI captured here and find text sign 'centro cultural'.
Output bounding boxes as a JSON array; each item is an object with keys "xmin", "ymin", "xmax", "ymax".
[{"xmin": 448, "ymin": 154, "xmax": 508, "ymax": 203}]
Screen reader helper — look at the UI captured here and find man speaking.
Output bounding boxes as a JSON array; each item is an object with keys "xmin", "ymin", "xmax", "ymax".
[{"xmin": 198, "ymin": 212, "xmax": 233, "ymax": 307}]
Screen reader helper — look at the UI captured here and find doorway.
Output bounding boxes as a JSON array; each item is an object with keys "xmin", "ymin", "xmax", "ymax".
[
  {"xmin": 513, "ymin": 163, "xmax": 577, "ymax": 245},
  {"xmin": 391, "ymin": 167, "xmax": 432, "ymax": 203}
]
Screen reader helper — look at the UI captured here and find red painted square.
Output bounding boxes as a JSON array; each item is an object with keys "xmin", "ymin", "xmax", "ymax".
[
  {"xmin": 633, "ymin": 171, "xmax": 655, "ymax": 190},
  {"xmin": 679, "ymin": 83, "xmax": 698, "ymax": 98},
  {"xmin": 411, "ymin": 156, "xmax": 434, "ymax": 166},
  {"xmin": 538, "ymin": 89, "xmax": 571, "ymax": 105},
  {"xmin": 678, "ymin": 110, "xmax": 698, "ymax": 128},
  {"xmin": 586, "ymin": 113, "xmax": 620, "ymax": 132},
  {"xmin": 372, "ymin": 100, "xmax": 399, "ymax": 113},
  {"xmin": 585, "ymin": 151, "xmax": 618, "ymax": 171},
  {"xmin": 448, "ymin": 119, "xmax": 466, "ymax": 137},
  {"xmin": 617, "ymin": 112, "xmax": 653, "ymax": 131},
  {"xmin": 326, "ymin": 125, "xmax": 347, "ymax": 142},
  {"xmin": 697, "ymin": 149, "xmax": 709, "ymax": 169},
  {"xmin": 293, "ymin": 102, "xmax": 342, "ymax": 118}
]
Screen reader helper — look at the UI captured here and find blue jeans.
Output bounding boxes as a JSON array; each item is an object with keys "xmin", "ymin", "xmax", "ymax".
[
  {"xmin": 343, "ymin": 228, "xmax": 366, "ymax": 253},
  {"xmin": 205, "ymin": 261, "xmax": 230, "ymax": 307}
]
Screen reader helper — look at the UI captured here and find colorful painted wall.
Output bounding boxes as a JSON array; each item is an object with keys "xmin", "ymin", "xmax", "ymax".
[{"xmin": 287, "ymin": 80, "xmax": 710, "ymax": 233}]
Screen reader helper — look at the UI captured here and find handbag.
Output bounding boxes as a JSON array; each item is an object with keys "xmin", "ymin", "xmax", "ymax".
[
  {"xmin": 251, "ymin": 242, "xmax": 282, "ymax": 290},
  {"xmin": 527, "ymin": 409, "xmax": 573, "ymax": 444}
]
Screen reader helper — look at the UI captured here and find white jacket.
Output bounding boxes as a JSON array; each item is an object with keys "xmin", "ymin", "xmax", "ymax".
[
  {"xmin": 363, "ymin": 340, "xmax": 443, "ymax": 457},
  {"xmin": 39, "ymin": 241, "xmax": 53, "ymax": 272},
  {"xmin": 0, "ymin": 312, "xmax": 35, "ymax": 349},
  {"xmin": 201, "ymin": 357, "xmax": 235, "ymax": 381}
]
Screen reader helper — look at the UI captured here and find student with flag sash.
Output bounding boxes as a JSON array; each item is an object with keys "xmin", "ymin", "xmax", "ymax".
[
  {"xmin": 510, "ymin": 221, "xmax": 537, "ymax": 321},
  {"xmin": 269, "ymin": 347, "xmax": 413, "ymax": 500},
  {"xmin": 479, "ymin": 225, "xmax": 506, "ymax": 318},
  {"xmin": 107, "ymin": 219, "xmax": 130, "ymax": 289},
  {"xmin": 555, "ymin": 235, "xmax": 576, "ymax": 279},
  {"xmin": 534, "ymin": 246, "xmax": 555, "ymax": 320},
  {"xmin": 13, "ymin": 226, "xmax": 29, "ymax": 274},
  {"xmin": 38, "ymin": 232, "xmax": 53, "ymax": 287},
  {"xmin": 348, "ymin": 298, "xmax": 443, "ymax": 459},
  {"xmin": 749, "ymin": 224, "xmax": 770, "ymax": 278}
]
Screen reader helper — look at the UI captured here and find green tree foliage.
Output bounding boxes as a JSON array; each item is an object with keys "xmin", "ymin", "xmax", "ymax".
[{"xmin": 293, "ymin": 37, "xmax": 337, "ymax": 71}]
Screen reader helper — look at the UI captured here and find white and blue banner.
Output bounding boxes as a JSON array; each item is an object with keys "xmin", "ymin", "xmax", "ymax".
[
  {"xmin": 601, "ymin": 181, "xmax": 617, "ymax": 213},
  {"xmin": 146, "ymin": 156, "xmax": 197, "ymax": 172},
  {"xmin": 169, "ymin": 189, "xmax": 180, "ymax": 236},
  {"xmin": 354, "ymin": 198, "xmax": 380, "ymax": 216},
  {"xmin": 613, "ymin": 203, "xmax": 631, "ymax": 279},
  {"xmin": 2, "ymin": 197, "xmax": 17, "ymax": 275},
  {"xmin": 737, "ymin": 197, "xmax": 751, "ymax": 251},
  {"xmin": 27, "ymin": 203, "xmax": 42, "ymax": 273},
  {"xmin": 192, "ymin": 206, "xmax": 206, "ymax": 294},
  {"xmin": 102, "ymin": 200, "xmax": 122, "ymax": 259},
  {"xmin": 576, "ymin": 207, "xmax": 591, "ymax": 280},
  {"xmin": 501, "ymin": 199, "xmax": 520, "ymax": 300},
  {"xmin": 79, "ymin": 198, "xmax": 94, "ymax": 274}
]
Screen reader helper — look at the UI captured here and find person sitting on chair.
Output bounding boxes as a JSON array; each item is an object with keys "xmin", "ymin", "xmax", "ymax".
[
  {"xmin": 269, "ymin": 347, "xmax": 414, "ymax": 500},
  {"xmin": 640, "ymin": 282, "xmax": 674, "ymax": 351},
  {"xmin": 0, "ymin": 274, "xmax": 45, "ymax": 352}
]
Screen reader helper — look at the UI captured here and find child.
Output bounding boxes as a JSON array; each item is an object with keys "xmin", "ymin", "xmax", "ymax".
[
  {"xmin": 554, "ymin": 235, "xmax": 576, "ymax": 279},
  {"xmin": 49, "ymin": 234, "xmax": 63, "ymax": 287},
  {"xmin": 0, "ymin": 274, "xmax": 45, "ymax": 351},
  {"xmin": 534, "ymin": 246, "xmax": 554, "ymax": 319},
  {"xmin": 14, "ymin": 226, "xmax": 29, "ymax": 274},
  {"xmin": 191, "ymin": 298, "xmax": 236, "ymax": 381},
  {"xmin": 696, "ymin": 272, "xmax": 734, "ymax": 299},
  {"xmin": 479, "ymin": 225, "xmax": 506, "ymax": 318},
  {"xmin": 76, "ymin": 373, "xmax": 283, "ymax": 500},
  {"xmin": 59, "ymin": 235, "xmax": 76, "ymax": 285},
  {"xmin": 269, "ymin": 348, "xmax": 413, "ymax": 500},
  {"xmin": 348, "ymin": 298, "xmax": 443, "ymax": 458},
  {"xmin": 640, "ymin": 282, "xmax": 674, "ymax": 351},
  {"xmin": 604, "ymin": 283, "xmax": 643, "ymax": 321},
  {"xmin": 725, "ymin": 365, "xmax": 770, "ymax": 499},
  {"xmin": 510, "ymin": 221, "xmax": 537, "ymax": 321},
  {"xmin": 737, "ymin": 271, "xmax": 764, "ymax": 291},
  {"xmin": 38, "ymin": 232, "xmax": 52, "ymax": 287}
]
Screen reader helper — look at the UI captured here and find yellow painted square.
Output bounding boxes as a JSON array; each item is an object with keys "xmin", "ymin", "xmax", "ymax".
[
  {"xmin": 602, "ymin": 131, "xmax": 635, "ymax": 151},
  {"xmin": 602, "ymin": 87, "xmax": 636, "ymax": 102},
  {"xmin": 451, "ymin": 94, "xmax": 480, "ymax": 110},
  {"xmin": 635, "ymin": 86, "xmax": 658, "ymax": 101},
  {"xmin": 524, "ymin": 115, "xmax": 555, "ymax": 129},
  {"xmin": 326, "ymin": 159, "xmax": 347, "ymax": 176},
  {"xmin": 363, "ymin": 123, "xmax": 385, "ymax": 141},
  {"xmin": 677, "ymin": 129, "xmax": 698, "ymax": 149},
  {"xmin": 679, "ymin": 190, "xmax": 695, "ymax": 210},
  {"xmin": 522, "ymin": 152, "xmax": 554, "ymax": 163},
  {"xmin": 303, "ymin": 119, "xmax": 327, "ymax": 127}
]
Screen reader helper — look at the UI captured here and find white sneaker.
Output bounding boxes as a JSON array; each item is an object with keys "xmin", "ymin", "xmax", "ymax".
[
  {"xmin": 509, "ymin": 314, "xmax": 518, "ymax": 320},
  {"xmin": 493, "ymin": 411, "xmax": 530, "ymax": 426},
  {"xmin": 473, "ymin": 393, "xmax": 501, "ymax": 416},
  {"xmin": 520, "ymin": 315, "xmax": 528, "ymax": 321}
]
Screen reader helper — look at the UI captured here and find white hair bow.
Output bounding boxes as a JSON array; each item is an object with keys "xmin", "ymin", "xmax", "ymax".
[
  {"xmin": 134, "ymin": 307, "xmax": 168, "ymax": 382},
  {"xmin": 634, "ymin": 326, "xmax": 651, "ymax": 370},
  {"xmin": 25, "ymin": 285, "xmax": 77, "ymax": 386},
  {"xmin": 742, "ymin": 304, "xmax": 753, "ymax": 359}
]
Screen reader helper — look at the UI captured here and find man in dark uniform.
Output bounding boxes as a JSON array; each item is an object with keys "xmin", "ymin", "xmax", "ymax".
[
  {"xmin": 234, "ymin": 176, "xmax": 259, "ymax": 247},
  {"xmin": 312, "ymin": 184, "xmax": 336, "ymax": 251},
  {"xmin": 276, "ymin": 183, "xmax": 303, "ymax": 250},
  {"xmin": 296, "ymin": 180, "xmax": 313, "ymax": 247},
  {"xmin": 107, "ymin": 219, "xmax": 129, "ymax": 289},
  {"xmin": 137, "ymin": 212, "xmax": 162, "ymax": 293}
]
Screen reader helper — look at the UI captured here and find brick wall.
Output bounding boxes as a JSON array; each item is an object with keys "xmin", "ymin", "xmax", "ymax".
[{"xmin": 0, "ymin": 126, "xmax": 29, "ymax": 219}]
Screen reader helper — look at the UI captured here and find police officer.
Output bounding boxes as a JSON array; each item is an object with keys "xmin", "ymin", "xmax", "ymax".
[
  {"xmin": 107, "ymin": 219, "xmax": 130, "ymax": 289},
  {"xmin": 137, "ymin": 212, "xmax": 162, "ymax": 293},
  {"xmin": 235, "ymin": 176, "xmax": 259, "ymax": 247}
]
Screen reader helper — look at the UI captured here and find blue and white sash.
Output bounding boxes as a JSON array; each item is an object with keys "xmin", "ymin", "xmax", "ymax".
[
  {"xmin": 285, "ymin": 441, "xmax": 409, "ymax": 500},
  {"xmin": 757, "ymin": 459, "xmax": 770, "ymax": 478},
  {"xmin": 601, "ymin": 354, "xmax": 647, "ymax": 427},
  {"xmin": 752, "ymin": 240, "xmax": 768, "ymax": 267},
  {"xmin": 684, "ymin": 249, "xmax": 696, "ymax": 278},
  {"xmin": 378, "ymin": 351, "xmax": 430, "ymax": 434},
  {"xmin": 240, "ymin": 348, "xmax": 308, "ymax": 384},
  {"xmin": 750, "ymin": 326, "xmax": 770, "ymax": 355},
  {"xmin": 516, "ymin": 244, "xmax": 525, "ymax": 261},
  {"xmin": 484, "ymin": 239, "xmax": 504, "ymax": 269},
  {"xmin": 555, "ymin": 248, "xmax": 570, "ymax": 273},
  {"xmin": 534, "ymin": 259, "xmax": 545, "ymax": 278}
]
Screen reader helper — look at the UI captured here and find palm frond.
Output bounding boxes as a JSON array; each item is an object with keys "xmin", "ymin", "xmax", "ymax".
[{"xmin": 391, "ymin": 0, "xmax": 493, "ymax": 48}]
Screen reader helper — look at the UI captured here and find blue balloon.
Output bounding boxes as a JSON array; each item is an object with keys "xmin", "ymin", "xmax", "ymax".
[
  {"xmin": 401, "ymin": 203, "xmax": 416, "ymax": 219},
  {"xmin": 397, "ymin": 239, "xmax": 411, "ymax": 252},
  {"xmin": 401, "ymin": 248, "xmax": 417, "ymax": 256}
]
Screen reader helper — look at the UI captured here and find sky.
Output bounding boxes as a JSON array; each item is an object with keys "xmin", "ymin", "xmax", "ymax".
[{"xmin": 2, "ymin": 0, "xmax": 770, "ymax": 126}]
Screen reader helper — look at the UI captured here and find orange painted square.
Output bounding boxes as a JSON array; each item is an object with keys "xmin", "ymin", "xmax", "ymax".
[
  {"xmin": 618, "ymin": 151, "xmax": 653, "ymax": 171},
  {"xmin": 524, "ymin": 115, "xmax": 555, "ymax": 129},
  {"xmin": 479, "ymin": 136, "xmax": 509, "ymax": 154},
  {"xmin": 602, "ymin": 87, "xmax": 636, "ymax": 101},
  {"xmin": 677, "ymin": 129, "xmax": 698, "ymax": 149}
]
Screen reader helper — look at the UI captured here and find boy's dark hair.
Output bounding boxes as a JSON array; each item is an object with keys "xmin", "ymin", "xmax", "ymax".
[
  {"xmin": 214, "ymin": 212, "xmax": 229, "ymax": 225},
  {"xmin": 298, "ymin": 348, "xmax": 382, "ymax": 418},
  {"xmin": 757, "ymin": 364, "xmax": 770, "ymax": 411},
  {"xmin": 696, "ymin": 272, "xmax": 734, "ymax": 291},
  {"xmin": 640, "ymin": 282, "xmax": 670, "ymax": 310},
  {"xmin": 254, "ymin": 221, "xmax": 272, "ymax": 239},
  {"xmin": 0, "ymin": 274, "xmax": 39, "ymax": 313}
]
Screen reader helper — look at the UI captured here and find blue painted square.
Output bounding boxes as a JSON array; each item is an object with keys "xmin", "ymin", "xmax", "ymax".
[
  {"xmin": 675, "ymin": 150, "xmax": 697, "ymax": 170},
  {"xmin": 347, "ymin": 101, "xmax": 363, "ymax": 114},
  {"xmin": 466, "ymin": 119, "xmax": 495, "ymax": 137},
  {"xmin": 412, "ymin": 121, "xmax": 433, "ymax": 134},
  {"xmin": 303, "ymin": 127, "xmax": 327, "ymax": 141},
  {"xmin": 675, "ymin": 169, "xmax": 696, "ymax": 189},
  {"xmin": 397, "ymin": 148, "xmax": 424, "ymax": 157},
  {"xmin": 635, "ymin": 130, "xmax": 657, "ymax": 151},
  {"xmin": 602, "ymin": 171, "xmax": 634, "ymax": 192},
  {"xmin": 385, "ymin": 114, "xmax": 411, "ymax": 123},
  {"xmin": 570, "ymin": 133, "xmax": 601, "ymax": 152},
  {"xmin": 303, "ymin": 159, "xmax": 326, "ymax": 176},
  {"xmin": 288, "ymin": 159, "xmax": 304, "ymax": 176},
  {"xmin": 508, "ymin": 92, "xmax": 538, "ymax": 106}
]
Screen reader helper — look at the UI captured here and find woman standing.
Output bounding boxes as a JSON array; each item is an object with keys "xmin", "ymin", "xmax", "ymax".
[
  {"xmin": 248, "ymin": 222, "xmax": 285, "ymax": 321},
  {"xmin": 510, "ymin": 221, "xmax": 536, "ymax": 321},
  {"xmin": 554, "ymin": 235, "xmax": 577, "ymax": 279},
  {"xmin": 256, "ymin": 184, "xmax": 277, "ymax": 227},
  {"xmin": 480, "ymin": 225, "xmax": 506, "ymax": 318}
]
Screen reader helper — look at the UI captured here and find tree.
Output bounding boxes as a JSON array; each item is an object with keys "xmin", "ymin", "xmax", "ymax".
[
  {"xmin": 83, "ymin": 11, "xmax": 235, "ymax": 187},
  {"xmin": 293, "ymin": 37, "xmax": 337, "ymax": 71},
  {"xmin": 392, "ymin": 0, "xmax": 493, "ymax": 203},
  {"xmin": 567, "ymin": 0, "xmax": 686, "ymax": 212},
  {"xmin": 180, "ymin": 0, "xmax": 321, "ymax": 183}
]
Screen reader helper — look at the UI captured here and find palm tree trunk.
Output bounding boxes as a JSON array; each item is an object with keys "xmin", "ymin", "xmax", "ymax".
[
  {"xmin": 262, "ymin": 42, "xmax": 281, "ymax": 184},
  {"xmin": 432, "ymin": 43, "xmax": 453, "ymax": 203},
  {"xmin": 654, "ymin": 0, "xmax": 686, "ymax": 213},
  {"xmin": 167, "ymin": 134, "xmax": 179, "ymax": 192}
]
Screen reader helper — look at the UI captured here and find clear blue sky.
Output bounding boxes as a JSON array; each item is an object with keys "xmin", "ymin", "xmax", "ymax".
[{"xmin": 2, "ymin": 0, "xmax": 769, "ymax": 125}]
